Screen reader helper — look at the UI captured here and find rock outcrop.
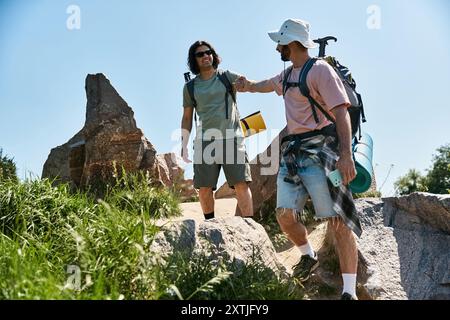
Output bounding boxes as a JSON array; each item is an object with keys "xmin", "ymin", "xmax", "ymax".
[
  {"xmin": 41, "ymin": 130, "xmax": 84, "ymax": 185},
  {"xmin": 270, "ymin": 194, "xmax": 450, "ymax": 300},
  {"xmin": 354, "ymin": 194, "xmax": 449, "ymax": 299},
  {"xmin": 80, "ymin": 74, "xmax": 157, "ymax": 187},
  {"xmin": 383, "ymin": 192, "xmax": 450, "ymax": 234},
  {"xmin": 155, "ymin": 153, "xmax": 197, "ymax": 201},
  {"xmin": 151, "ymin": 217, "xmax": 286, "ymax": 276},
  {"xmin": 42, "ymin": 74, "xmax": 195, "ymax": 197}
]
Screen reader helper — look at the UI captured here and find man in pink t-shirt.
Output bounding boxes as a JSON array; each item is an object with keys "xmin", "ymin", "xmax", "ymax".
[{"xmin": 236, "ymin": 19, "xmax": 359, "ymax": 300}]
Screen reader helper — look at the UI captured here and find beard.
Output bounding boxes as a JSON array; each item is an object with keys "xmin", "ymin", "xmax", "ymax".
[
  {"xmin": 281, "ymin": 54, "xmax": 290, "ymax": 62},
  {"xmin": 280, "ymin": 46, "xmax": 290, "ymax": 62}
]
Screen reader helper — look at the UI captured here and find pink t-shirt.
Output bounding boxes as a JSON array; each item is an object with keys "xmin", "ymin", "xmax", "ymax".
[{"xmin": 270, "ymin": 59, "xmax": 350, "ymax": 135}]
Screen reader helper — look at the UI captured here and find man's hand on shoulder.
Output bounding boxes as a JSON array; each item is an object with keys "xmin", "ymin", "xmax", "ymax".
[{"xmin": 235, "ymin": 76, "xmax": 249, "ymax": 92}]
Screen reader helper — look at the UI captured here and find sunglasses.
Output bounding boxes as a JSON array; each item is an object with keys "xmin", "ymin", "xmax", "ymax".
[{"xmin": 195, "ymin": 49, "xmax": 213, "ymax": 58}]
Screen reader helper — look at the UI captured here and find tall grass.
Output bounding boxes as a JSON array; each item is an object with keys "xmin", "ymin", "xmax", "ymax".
[
  {"xmin": 156, "ymin": 250, "xmax": 303, "ymax": 300},
  {"xmin": 0, "ymin": 173, "xmax": 179, "ymax": 299},
  {"xmin": 0, "ymin": 172, "xmax": 300, "ymax": 300}
]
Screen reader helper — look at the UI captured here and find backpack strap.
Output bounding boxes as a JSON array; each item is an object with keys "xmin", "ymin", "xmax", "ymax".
[
  {"xmin": 217, "ymin": 69, "xmax": 236, "ymax": 119},
  {"xmin": 298, "ymin": 58, "xmax": 336, "ymax": 124},
  {"xmin": 282, "ymin": 66, "xmax": 295, "ymax": 97},
  {"xmin": 186, "ymin": 78, "xmax": 197, "ymax": 109},
  {"xmin": 217, "ymin": 70, "xmax": 236, "ymax": 103},
  {"xmin": 185, "ymin": 77, "xmax": 198, "ymax": 124}
]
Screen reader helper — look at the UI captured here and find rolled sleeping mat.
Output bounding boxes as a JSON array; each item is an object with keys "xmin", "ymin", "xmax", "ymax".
[
  {"xmin": 350, "ymin": 132, "xmax": 374, "ymax": 194},
  {"xmin": 240, "ymin": 111, "xmax": 267, "ymax": 138}
]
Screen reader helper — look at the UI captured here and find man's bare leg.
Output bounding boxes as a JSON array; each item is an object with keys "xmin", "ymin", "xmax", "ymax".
[
  {"xmin": 329, "ymin": 217, "xmax": 358, "ymax": 299},
  {"xmin": 199, "ymin": 187, "xmax": 214, "ymax": 219},
  {"xmin": 234, "ymin": 182, "xmax": 253, "ymax": 217},
  {"xmin": 276, "ymin": 208, "xmax": 308, "ymax": 246}
]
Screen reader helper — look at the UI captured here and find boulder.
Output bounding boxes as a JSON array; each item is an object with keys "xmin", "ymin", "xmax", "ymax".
[
  {"xmin": 155, "ymin": 153, "xmax": 198, "ymax": 201},
  {"xmin": 42, "ymin": 130, "xmax": 84, "ymax": 186},
  {"xmin": 151, "ymin": 217, "xmax": 286, "ymax": 276},
  {"xmin": 155, "ymin": 153, "xmax": 185, "ymax": 187},
  {"xmin": 298, "ymin": 195, "xmax": 449, "ymax": 300},
  {"xmin": 354, "ymin": 195, "xmax": 450, "ymax": 300},
  {"xmin": 42, "ymin": 74, "xmax": 193, "ymax": 193},
  {"xmin": 383, "ymin": 192, "xmax": 450, "ymax": 234}
]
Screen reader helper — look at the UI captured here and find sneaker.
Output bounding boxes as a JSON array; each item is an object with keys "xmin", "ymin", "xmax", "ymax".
[
  {"xmin": 341, "ymin": 292, "xmax": 357, "ymax": 300},
  {"xmin": 292, "ymin": 253, "xmax": 319, "ymax": 281}
]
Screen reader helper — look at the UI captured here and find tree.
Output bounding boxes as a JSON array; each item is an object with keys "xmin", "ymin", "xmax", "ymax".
[
  {"xmin": 394, "ymin": 169, "xmax": 428, "ymax": 196},
  {"xmin": 425, "ymin": 144, "xmax": 450, "ymax": 194},
  {"xmin": 394, "ymin": 144, "xmax": 450, "ymax": 195},
  {"xmin": 0, "ymin": 148, "xmax": 17, "ymax": 182}
]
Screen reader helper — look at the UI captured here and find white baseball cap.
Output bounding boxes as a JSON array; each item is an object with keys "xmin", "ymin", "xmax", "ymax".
[{"xmin": 268, "ymin": 19, "xmax": 318, "ymax": 48}]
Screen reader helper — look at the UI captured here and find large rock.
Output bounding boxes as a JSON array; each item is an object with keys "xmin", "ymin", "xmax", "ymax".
[
  {"xmin": 155, "ymin": 153, "xmax": 198, "ymax": 201},
  {"xmin": 299, "ymin": 195, "xmax": 449, "ymax": 300},
  {"xmin": 42, "ymin": 74, "xmax": 192, "ymax": 193},
  {"xmin": 354, "ymin": 195, "xmax": 450, "ymax": 300},
  {"xmin": 151, "ymin": 217, "xmax": 286, "ymax": 276},
  {"xmin": 383, "ymin": 192, "xmax": 450, "ymax": 234},
  {"xmin": 155, "ymin": 153, "xmax": 185, "ymax": 187},
  {"xmin": 42, "ymin": 130, "xmax": 84, "ymax": 186},
  {"xmin": 80, "ymin": 74, "xmax": 157, "ymax": 187}
]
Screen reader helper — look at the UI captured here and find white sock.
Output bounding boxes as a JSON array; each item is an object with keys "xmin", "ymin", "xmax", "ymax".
[
  {"xmin": 297, "ymin": 242, "xmax": 315, "ymax": 258},
  {"xmin": 342, "ymin": 273, "xmax": 357, "ymax": 299}
]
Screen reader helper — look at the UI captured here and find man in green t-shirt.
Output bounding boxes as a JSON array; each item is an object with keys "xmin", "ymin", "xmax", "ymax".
[{"xmin": 181, "ymin": 40, "xmax": 253, "ymax": 220}]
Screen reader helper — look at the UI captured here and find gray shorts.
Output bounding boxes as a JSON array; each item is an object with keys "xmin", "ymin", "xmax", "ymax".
[{"xmin": 193, "ymin": 138, "xmax": 252, "ymax": 190}]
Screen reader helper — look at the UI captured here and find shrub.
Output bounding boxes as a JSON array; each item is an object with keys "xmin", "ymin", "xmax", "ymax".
[{"xmin": 0, "ymin": 149, "xmax": 17, "ymax": 182}]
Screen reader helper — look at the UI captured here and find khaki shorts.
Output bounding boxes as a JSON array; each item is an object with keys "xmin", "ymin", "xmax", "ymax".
[{"xmin": 193, "ymin": 138, "xmax": 252, "ymax": 190}]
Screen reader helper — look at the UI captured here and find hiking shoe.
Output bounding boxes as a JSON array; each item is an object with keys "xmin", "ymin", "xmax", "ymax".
[
  {"xmin": 292, "ymin": 253, "xmax": 319, "ymax": 281},
  {"xmin": 341, "ymin": 292, "xmax": 357, "ymax": 300}
]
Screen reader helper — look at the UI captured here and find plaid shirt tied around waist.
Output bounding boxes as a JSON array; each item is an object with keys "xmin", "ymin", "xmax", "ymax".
[{"xmin": 281, "ymin": 134, "xmax": 362, "ymax": 237}]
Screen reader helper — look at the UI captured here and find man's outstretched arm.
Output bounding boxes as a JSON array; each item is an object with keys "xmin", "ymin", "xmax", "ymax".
[{"xmin": 235, "ymin": 76, "xmax": 274, "ymax": 93}]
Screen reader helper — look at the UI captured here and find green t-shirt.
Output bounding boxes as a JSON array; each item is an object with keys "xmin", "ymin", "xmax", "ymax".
[{"xmin": 183, "ymin": 70, "xmax": 244, "ymax": 141}]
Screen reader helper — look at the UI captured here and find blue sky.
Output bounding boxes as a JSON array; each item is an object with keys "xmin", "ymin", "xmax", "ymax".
[{"xmin": 0, "ymin": 0, "xmax": 449, "ymax": 196}]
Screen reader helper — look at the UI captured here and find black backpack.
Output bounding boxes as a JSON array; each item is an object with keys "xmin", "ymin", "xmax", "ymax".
[
  {"xmin": 282, "ymin": 37, "xmax": 366, "ymax": 139},
  {"xmin": 184, "ymin": 69, "xmax": 237, "ymax": 120}
]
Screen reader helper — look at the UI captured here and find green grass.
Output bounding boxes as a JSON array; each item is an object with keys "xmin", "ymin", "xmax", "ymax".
[
  {"xmin": 155, "ymin": 250, "xmax": 303, "ymax": 300},
  {"xmin": 0, "ymin": 173, "xmax": 178, "ymax": 299},
  {"xmin": 0, "ymin": 172, "xmax": 299, "ymax": 300}
]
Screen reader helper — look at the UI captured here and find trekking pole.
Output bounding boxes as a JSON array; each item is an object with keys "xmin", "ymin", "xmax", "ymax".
[
  {"xmin": 184, "ymin": 72, "xmax": 191, "ymax": 83},
  {"xmin": 313, "ymin": 36, "xmax": 337, "ymax": 57}
]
